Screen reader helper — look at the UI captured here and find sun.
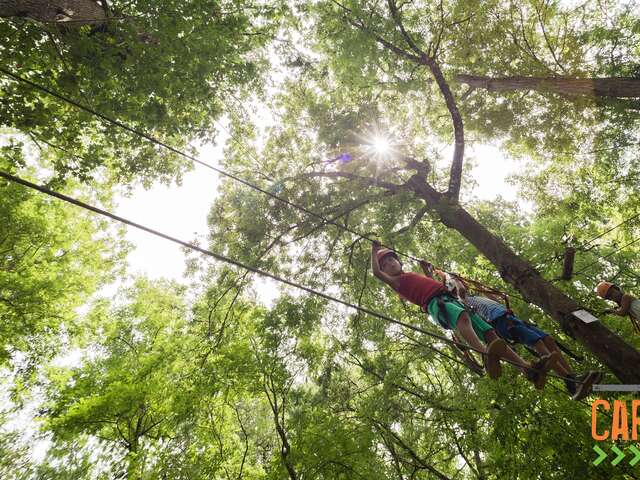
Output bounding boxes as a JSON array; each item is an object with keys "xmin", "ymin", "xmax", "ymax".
[{"xmin": 372, "ymin": 136, "xmax": 391, "ymax": 155}]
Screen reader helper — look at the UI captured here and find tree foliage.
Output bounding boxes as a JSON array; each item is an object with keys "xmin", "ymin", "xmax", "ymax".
[
  {"xmin": 0, "ymin": 0, "xmax": 280, "ymax": 184},
  {"xmin": 0, "ymin": 148, "xmax": 124, "ymax": 365},
  {"xmin": 2, "ymin": 1, "xmax": 640, "ymax": 479}
]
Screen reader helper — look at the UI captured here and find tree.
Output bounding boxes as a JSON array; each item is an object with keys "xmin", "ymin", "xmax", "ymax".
[
  {"xmin": 455, "ymin": 75, "xmax": 640, "ymax": 99},
  {"xmin": 6, "ymin": 1, "xmax": 640, "ymax": 477},
  {"xmin": 0, "ymin": 148, "xmax": 123, "ymax": 365},
  {"xmin": 0, "ymin": 0, "xmax": 279, "ymax": 184},
  {"xmin": 206, "ymin": 0, "xmax": 640, "ymax": 380},
  {"xmin": 43, "ymin": 279, "xmax": 199, "ymax": 478},
  {"xmin": 0, "ymin": 0, "xmax": 107, "ymax": 24}
]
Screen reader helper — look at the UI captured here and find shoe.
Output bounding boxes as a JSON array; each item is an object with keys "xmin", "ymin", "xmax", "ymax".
[
  {"xmin": 572, "ymin": 371, "xmax": 601, "ymax": 401},
  {"xmin": 564, "ymin": 373, "xmax": 577, "ymax": 395},
  {"xmin": 591, "ymin": 371, "xmax": 604, "ymax": 384},
  {"xmin": 526, "ymin": 351, "xmax": 560, "ymax": 390},
  {"xmin": 484, "ymin": 338, "xmax": 507, "ymax": 379},
  {"xmin": 483, "ymin": 352, "xmax": 501, "ymax": 379}
]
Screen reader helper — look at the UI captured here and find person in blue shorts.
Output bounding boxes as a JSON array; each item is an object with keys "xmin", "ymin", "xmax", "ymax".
[
  {"xmin": 457, "ymin": 281, "xmax": 600, "ymax": 401},
  {"xmin": 423, "ymin": 264, "xmax": 600, "ymax": 401}
]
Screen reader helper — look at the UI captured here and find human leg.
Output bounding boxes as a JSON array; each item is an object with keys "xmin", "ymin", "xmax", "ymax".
[
  {"xmin": 542, "ymin": 335, "xmax": 573, "ymax": 374},
  {"xmin": 467, "ymin": 313, "xmax": 532, "ymax": 369},
  {"xmin": 427, "ymin": 297, "xmax": 502, "ymax": 378},
  {"xmin": 455, "ymin": 312, "xmax": 487, "ymax": 353}
]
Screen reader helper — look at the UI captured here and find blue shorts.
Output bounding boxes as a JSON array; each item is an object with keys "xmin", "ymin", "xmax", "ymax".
[{"xmin": 491, "ymin": 313, "xmax": 548, "ymax": 346}]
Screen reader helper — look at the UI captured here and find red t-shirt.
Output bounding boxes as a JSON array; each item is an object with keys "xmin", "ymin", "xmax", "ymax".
[{"xmin": 394, "ymin": 272, "xmax": 447, "ymax": 307}]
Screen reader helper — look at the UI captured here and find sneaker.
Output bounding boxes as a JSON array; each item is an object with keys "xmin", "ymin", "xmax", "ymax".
[
  {"xmin": 572, "ymin": 371, "xmax": 601, "ymax": 401},
  {"xmin": 591, "ymin": 371, "xmax": 604, "ymax": 384},
  {"xmin": 484, "ymin": 338, "xmax": 507, "ymax": 379},
  {"xmin": 564, "ymin": 373, "xmax": 578, "ymax": 395}
]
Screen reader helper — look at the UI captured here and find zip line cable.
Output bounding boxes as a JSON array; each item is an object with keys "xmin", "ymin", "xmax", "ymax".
[
  {"xmin": 1, "ymin": 66, "xmax": 531, "ymax": 306},
  {"xmin": 0, "ymin": 67, "xmax": 597, "ymax": 316},
  {"xmin": 3, "ymin": 64, "xmax": 568, "ymax": 306},
  {"xmin": 0, "ymin": 169, "xmax": 585, "ymax": 385},
  {"xmin": 539, "ymin": 213, "xmax": 640, "ymax": 283},
  {"xmin": 573, "ymin": 236, "xmax": 640, "ymax": 279},
  {"xmin": 2, "ymin": 68, "xmax": 622, "ymax": 333},
  {"xmin": 536, "ymin": 213, "xmax": 640, "ymax": 274},
  {"xmin": 582, "ymin": 212, "xmax": 640, "ymax": 249},
  {"xmin": 0, "ymin": 67, "xmax": 421, "ymax": 263}
]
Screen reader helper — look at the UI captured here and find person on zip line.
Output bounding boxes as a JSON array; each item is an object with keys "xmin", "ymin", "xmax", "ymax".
[
  {"xmin": 371, "ymin": 241, "xmax": 558, "ymax": 389},
  {"xmin": 596, "ymin": 281, "xmax": 640, "ymax": 334},
  {"xmin": 430, "ymin": 268, "xmax": 601, "ymax": 401}
]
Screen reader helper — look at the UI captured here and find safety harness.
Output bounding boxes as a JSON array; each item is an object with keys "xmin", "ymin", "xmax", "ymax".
[{"xmin": 422, "ymin": 263, "xmax": 584, "ymax": 363}]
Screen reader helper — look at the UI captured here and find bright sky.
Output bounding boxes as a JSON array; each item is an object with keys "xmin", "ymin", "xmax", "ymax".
[
  {"xmin": 112, "ymin": 137, "xmax": 282, "ymax": 307},
  {"xmin": 469, "ymin": 144, "xmax": 522, "ymax": 203},
  {"xmin": 116, "ymin": 142, "xmax": 221, "ymax": 281},
  {"xmin": 114, "ymin": 143, "xmax": 522, "ymax": 287}
]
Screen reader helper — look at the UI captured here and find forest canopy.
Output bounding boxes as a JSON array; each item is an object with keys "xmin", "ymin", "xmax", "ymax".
[{"xmin": 1, "ymin": 0, "xmax": 640, "ymax": 478}]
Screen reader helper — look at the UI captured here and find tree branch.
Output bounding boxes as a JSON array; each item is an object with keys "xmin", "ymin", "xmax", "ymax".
[
  {"xmin": 301, "ymin": 170, "xmax": 405, "ymax": 191},
  {"xmin": 381, "ymin": 2, "xmax": 465, "ymax": 199},
  {"xmin": 393, "ymin": 204, "xmax": 429, "ymax": 234},
  {"xmin": 419, "ymin": 55, "xmax": 465, "ymax": 200},
  {"xmin": 373, "ymin": 421, "xmax": 453, "ymax": 480},
  {"xmin": 387, "ymin": 0, "xmax": 426, "ymax": 57},
  {"xmin": 330, "ymin": 0, "xmax": 423, "ymax": 63}
]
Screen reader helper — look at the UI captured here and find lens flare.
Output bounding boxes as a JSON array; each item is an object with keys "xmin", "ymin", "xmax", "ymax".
[{"xmin": 372, "ymin": 136, "xmax": 391, "ymax": 154}]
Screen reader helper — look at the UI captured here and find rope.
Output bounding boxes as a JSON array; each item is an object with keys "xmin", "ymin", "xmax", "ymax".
[
  {"xmin": 0, "ymin": 67, "xmax": 538, "ymax": 307},
  {"xmin": 539, "ymin": 212, "xmax": 640, "ymax": 272},
  {"xmin": 0, "ymin": 68, "xmax": 602, "ymax": 383},
  {"xmin": 0, "ymin": 170, "xmax": 585, "ymax": 385},
  {"xmin": 448, "ymin": 273, "xmax": 512, "ymax": 311},
  {"xmin": 581, "ymin": 212, "xmax": 640, "ymax": 249},
  {"xmin": 4, "ymin": 68, "xmax": 638, "ymax": 290},
  {"xmin": 0, "ymin": 67, "xmax": 421, "ymax": 263},
  {"xmin": 573, "ymin": 236, "xmax": 640, "ymax": 279}
]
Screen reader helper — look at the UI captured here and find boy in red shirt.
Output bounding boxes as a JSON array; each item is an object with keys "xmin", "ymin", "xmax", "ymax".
[{"xmin": 371, "ymin": 242, "xmax": 557, "ymax": 388}]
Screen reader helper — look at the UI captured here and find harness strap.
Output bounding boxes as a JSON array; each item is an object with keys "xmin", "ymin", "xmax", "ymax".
[
  {"xmin": 451, "ymin": 274, "xmax": 511, "ymax": 311},
  {"xmin": 421, "ymin": 294, "xmax": 458, "ymax": 330},
  {"xmin": 435, "ymin": 296, "xmax": 452, "ymax": 329}
]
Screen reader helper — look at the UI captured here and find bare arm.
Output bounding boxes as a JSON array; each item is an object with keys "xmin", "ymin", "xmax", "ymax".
[
  {"xmin": 484, "ymin": 291, "xmax": 504, "ymax": 303},
  {"xmin": 371, "ymin": 242, "xmax": 399, "ymax": 289},
  {"xmin": 433, "ymin": 269, "xmax": 447, "ymax": 283},
  {"xmin": 419, "ymin": 260, "xmax": 434, "ymax": 278},
  {"xmin": 612, "ymin": 294, "xmax": 635, "ymax": 316},
  {"xmin": 424, "ymin": 265, "xmax": 467, "ymax": 299},
  {"xmin": 454, "ymin": 279, "xmax": 468, "ymax": 300}
]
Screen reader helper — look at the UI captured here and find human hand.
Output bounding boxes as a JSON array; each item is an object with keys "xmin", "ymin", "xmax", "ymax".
[{"xmin": 419, "ymin": 259, "xmax": 434, "ymax": 270}]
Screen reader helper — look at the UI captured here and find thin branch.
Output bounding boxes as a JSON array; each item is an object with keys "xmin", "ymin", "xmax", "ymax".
[
  {"xmin": 387, "ymin": 0, "xmax": 426, "ymax": 57},
  {"xmin": 233, "ymin": 405, "xmax": 249, "ymax": 480},
  {"xmin": 330, "ymin": 0, "xmax": 423, "ymax": 63},
  {"xmin": 535, "ymin": 1, "xmax": 567, "ymax": 74},
  {"xmin": 301, "ymin": 170, "xmax": 405, "ymax": 191},
  {"xmin": 374, "ymin": 421, "xmax": 453, "ymax": 480},
  {"xmin": 380, "ymin": 2, "xmax": 465, "ymax": 198},
  {"xmin": 419, "ymin": 55, "xmax": 465, "ymax": 200},
  {"xmin": 431, "ymin": 0, "xmax": 446, "ymax": 58},
  {"xmin": 393, "ymin": 204, "xmax": 429, "ymax": 234}
]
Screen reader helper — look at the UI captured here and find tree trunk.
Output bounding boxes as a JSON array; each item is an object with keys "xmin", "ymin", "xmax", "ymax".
[
  {"xmin": 561, "ymin": 247, "xmax": 576, "ymax": 281},
  {"xmin": 0, "ymin": 0, "xmax": 105, "ymax": 24},
  {"xmin": 407, "ymin": 175, "xmax": 640, "ymax": 383},
  {"xmin": 126, "ymin": 441, "xmax": 140, "ymax": 480},
  {"xmin": 455, "ymin": 75, "xmax": 640, "ymax": 98}
]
